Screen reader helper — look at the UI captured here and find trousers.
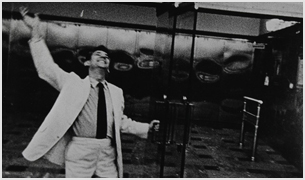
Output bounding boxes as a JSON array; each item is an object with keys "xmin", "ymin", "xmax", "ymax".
[{"xmin": 65, "ymin": 136, "xmax": 118, "ymax": 178}]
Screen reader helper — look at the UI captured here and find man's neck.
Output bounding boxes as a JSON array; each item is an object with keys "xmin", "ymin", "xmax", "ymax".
[{"xmin": 88, "ymin": 68, "xmax": 106, "ymax": 82}]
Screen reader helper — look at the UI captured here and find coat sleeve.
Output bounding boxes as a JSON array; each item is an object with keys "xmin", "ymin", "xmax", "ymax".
[
  {"xmin": 29, "ymin": 38, "xmax": 70, "ymax": 91},
  {"xmin": 117, "ymin": 88, "xmax": 150, "ymax": 139},
  {"xmin": 120, "ymin": 115, "xmax": 150, "ymax": 139}
]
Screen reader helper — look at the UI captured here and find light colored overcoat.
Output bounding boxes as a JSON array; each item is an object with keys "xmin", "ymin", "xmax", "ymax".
[{"xmin": 22, "ymin": 39, "xmax": 149, "ymax": 178}]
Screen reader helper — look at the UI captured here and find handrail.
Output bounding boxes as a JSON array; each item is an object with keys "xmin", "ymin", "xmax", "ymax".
[{"xmin": 244, "ymin": 96, "xmax": 263, "ymax": 104}]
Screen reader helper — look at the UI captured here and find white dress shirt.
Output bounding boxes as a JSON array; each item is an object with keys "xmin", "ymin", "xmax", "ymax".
[{"xmin": 72, "ymin": 77, "xmax": 114, "ymax": 139}]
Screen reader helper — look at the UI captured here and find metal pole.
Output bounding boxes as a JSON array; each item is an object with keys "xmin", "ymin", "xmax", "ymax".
[
  {"xmin": 159, "ymin": 97, "xmax": 169, "ymax": 178},
  {"xmin": 180, "ymin": 99, "xmax": 193, "ymax": 177},
  {"xmin": 239, "ymin": 100, "xmax": 247, "ymax": 148},
  {"xmin": 180, "ymin": 4, "xmax": 197, "ymax": 177},
  {"xmin": 251, "ymin": 104, "xmax": 261, "ymax": 161}
]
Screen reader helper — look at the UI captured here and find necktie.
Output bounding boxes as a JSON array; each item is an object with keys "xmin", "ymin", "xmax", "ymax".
[{"xmin": 97, "ymin": 83, "xmax": 107, "ymax": 139}]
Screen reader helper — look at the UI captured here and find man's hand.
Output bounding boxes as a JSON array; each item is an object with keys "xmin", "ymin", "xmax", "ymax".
[
  {"xmin": 19, "ymin": 7, "xmax": 40, "ymax": 30},
  {"xmin": 149, "ymin": 120, "xmax": 160, "ymax": 132}
]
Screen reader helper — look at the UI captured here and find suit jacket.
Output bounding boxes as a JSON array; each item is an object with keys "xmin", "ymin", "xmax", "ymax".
[{"xmin": 22, "ymin": 39, "xmax": 149, "ymax": 178}]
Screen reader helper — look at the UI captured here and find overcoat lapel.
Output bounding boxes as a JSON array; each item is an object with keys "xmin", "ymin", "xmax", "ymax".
[{"xmin": 108, "ymin": 84, "xmax": 124, "ymax": 178}]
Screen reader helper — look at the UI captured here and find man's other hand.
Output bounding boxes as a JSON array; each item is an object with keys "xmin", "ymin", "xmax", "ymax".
[{"xmin": 149, "ymin": 120, "xmax": 160, "ymax": 132}]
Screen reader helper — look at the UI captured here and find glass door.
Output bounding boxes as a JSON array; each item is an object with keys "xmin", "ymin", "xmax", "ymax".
[{"xmin": 147, "ymin": 3, "xmax": 198, "ymax": 178}]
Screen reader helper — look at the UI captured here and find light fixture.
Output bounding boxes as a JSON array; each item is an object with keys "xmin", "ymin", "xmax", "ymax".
[{"xmin": 266, "ymin": 18, "xmax": 298, "ymax": 32}]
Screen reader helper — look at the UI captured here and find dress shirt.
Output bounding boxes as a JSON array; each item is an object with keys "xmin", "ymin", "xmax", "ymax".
[{"xmin": 72, "ymin": 77, "xmax": 114, "ymax": 139}]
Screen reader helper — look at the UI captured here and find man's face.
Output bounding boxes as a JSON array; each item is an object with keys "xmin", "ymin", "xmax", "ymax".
[{"xmin": 88, "ymin": 50, "xmax": 110, "ymax": 69}]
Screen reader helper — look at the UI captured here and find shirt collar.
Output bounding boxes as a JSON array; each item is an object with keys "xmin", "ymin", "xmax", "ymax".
[{"xmin": 89, "ymin": 77, "xmax": 108, "ymax": 89}]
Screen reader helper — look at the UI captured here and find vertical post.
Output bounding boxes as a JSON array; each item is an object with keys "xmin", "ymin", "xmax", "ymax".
[
  {"xmin": 152, "ymin": 101, "xmax": 157, "ymax": 143},
  {"xmin": 170, "ymin": 102, "xmax": 177, "ymax": 143},
  {"xmin": 180, "ymin": 97, "xmax": 192, "ymax": 178},
  {"xmin": 239, "ymin": 100, "xmax": 247, "ymax": 148},
  {"xmin": 251, "ymin": 124, "xmax": 258, "ymax": 161},
  {"xmin": 159, "ymin": 95, "xmax": 168, "ymax": 177},
  {"xmin": 251, "ymin": 104, "xmax": 261, "ymax": 161},
  {"xmin": 167, "ymin": 6, "xmax": 178, "ymax": 99},
  {"xmin": 180, "ymin": 3, "xmax": 197, "ymax": 177},
  {"xmin": 186, "ymin": 6, "xmax": 198, "ymax": 99}
]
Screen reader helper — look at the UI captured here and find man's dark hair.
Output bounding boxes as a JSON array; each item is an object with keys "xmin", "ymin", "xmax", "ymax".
[
  {"xmin": 93, "ymin": 45, "xmax": 109, "ymax": 54},
  {"xmin": 85, "ymin": 45, "xmax": 109, "ymax": 60}
]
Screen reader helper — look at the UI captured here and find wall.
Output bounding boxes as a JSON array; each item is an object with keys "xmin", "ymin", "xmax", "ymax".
[
  {"xmin": 2, "ymin": 9, "xmax": 254, "ymax": 123},
  {"xmin": 197, "ymin": 13, "xmax": 260, "ymax": 36},
  {"xmin": 2, "ymin": 2, "xmax": 157, "ymax": 26}
]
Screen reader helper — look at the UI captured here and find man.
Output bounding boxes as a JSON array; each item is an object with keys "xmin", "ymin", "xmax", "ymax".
[{"xmin": 20, "ymin": 7, "xmax": 159, "ymax": 178}]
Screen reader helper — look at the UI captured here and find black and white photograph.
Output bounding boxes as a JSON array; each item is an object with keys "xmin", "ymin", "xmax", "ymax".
[{"xmin": 2, "ymin": 2, "xmax": 303, "ymax": 178}]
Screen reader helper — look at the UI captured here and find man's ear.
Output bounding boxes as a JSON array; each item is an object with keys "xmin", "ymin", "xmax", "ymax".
[{"xmin": 84, "ymin": 60, "xmax": 91, "ymax": 66}]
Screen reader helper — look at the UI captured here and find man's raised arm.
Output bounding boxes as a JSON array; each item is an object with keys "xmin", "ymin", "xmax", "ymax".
[{"xmin": 20, "ymin": 7, "xmax": 70, "ymax": 91}]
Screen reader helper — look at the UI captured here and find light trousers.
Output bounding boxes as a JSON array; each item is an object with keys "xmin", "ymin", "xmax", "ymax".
[{"xmin": 65, "ymin": 137, "xmax": 118, "ymax": 178}]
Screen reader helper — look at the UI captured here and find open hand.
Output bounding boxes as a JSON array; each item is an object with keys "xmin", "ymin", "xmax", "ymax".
[{"xmin": 19, "ymin": 6, "xmax": 40, "ymax": 30}]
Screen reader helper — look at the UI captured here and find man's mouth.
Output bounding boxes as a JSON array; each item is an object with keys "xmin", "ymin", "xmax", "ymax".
[
  {"xmin": 97, "ymin": 59, "xmax": 108, "ymax": 64},
  {"xmin": 97, "ymin": 58, "xmax": 106, "ymax": 61}
]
